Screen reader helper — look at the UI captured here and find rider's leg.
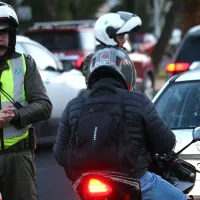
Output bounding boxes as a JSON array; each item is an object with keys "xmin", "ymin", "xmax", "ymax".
[{"xmin": 139, "ymin": 171, "xmax": 187, "ymax": 200}]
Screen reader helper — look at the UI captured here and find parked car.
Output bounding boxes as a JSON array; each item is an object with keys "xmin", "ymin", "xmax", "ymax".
[
  {"xmin": 165, "ymin": 25, "xmax": 200, "ymax": 78},
  {"xmin": 134, "ymin": 33, "xmax": 157, "ymax": 56},
  {"xmin": 24, "ymin": 21, "xmax": 155, "ymax": 99},
  {"xmin": 16, "ymin": 35, "xmax": 86, "ymax": 142},
  {"xmin": 152, "ymin": 69, "xmax": 200, "ymax": 198},
  {"xmin": 124, "ymin": 38, "xmax": 155, "ymax": 99},
  {"xmin": 24, "ymin": 20, "xmax": 96, "ymax": 71}
]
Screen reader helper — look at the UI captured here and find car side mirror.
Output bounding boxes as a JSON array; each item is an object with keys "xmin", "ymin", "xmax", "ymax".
[
  {"xmin": 45, "ymin": 66, "xmax": 56, "ymax": 71},
  {"xmin": 193, "ymin": 127, "xmax": 200, "ymax": 142},
  {"xmin": 62, "ymin": 61, "xmax": 73, "ymax": 72}
]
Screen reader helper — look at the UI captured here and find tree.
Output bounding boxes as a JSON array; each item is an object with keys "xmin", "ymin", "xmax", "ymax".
[
  {"xmin": 111, "ymin": 0, "xmax": 154, "ymax": 33},
  {"xmin": 68, "ymin": 0, "xmax": 105, "ymax": 20},
  {"xmin": 180, "ymin": 0, "xmax": 200, "ymax": 38},
  {"xmin": 151, "ymin": 0, "xmax": 184, "ymax": 73},
  {"xmin": 24, "ymin": 0, "xmax": 105, "ymax": 22}
]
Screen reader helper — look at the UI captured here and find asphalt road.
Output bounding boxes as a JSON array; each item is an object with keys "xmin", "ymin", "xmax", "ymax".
[{"xmin": 35, "ymin": 145, "xmax": 80, "ymax": 200}]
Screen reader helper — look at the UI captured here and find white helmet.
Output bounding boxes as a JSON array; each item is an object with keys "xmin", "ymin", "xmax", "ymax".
[
  {"xmin": 94, "ymin": 11, "xmax": 142, "ymax": 46},
  {"xmin": 0, "ymin": 2, "xmax": 18, "ymax": 30},
  {"xmin": 0, "ymin": 2, "xmax": 19, "ymax": 58}
]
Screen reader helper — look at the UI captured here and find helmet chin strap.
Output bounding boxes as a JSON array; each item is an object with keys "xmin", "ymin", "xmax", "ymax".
[
  {"xmin": 0, "ymin": 44, "xmax": 10, "ymax": 50},
  {"xmin": 0, "ymin": 45, "xmax": 12, "ymax": 61}
]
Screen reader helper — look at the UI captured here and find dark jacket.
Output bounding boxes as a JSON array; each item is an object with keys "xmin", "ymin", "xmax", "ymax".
[
  {"xmin": 53, "ymin": 78, "xmax": 176, "ymax": 179},
  {"xmin": 1, "ymin": 52, "xmax": 52, "ymax": 128}
]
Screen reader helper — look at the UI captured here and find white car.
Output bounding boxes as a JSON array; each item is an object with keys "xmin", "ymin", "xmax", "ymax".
[
  {"xmin": 152, "ymin": 70, "xmax": 200, "ymax": 197},
  {"xmin": 16, "ymin": 35, "xmax": 86, "ymax": 141}
]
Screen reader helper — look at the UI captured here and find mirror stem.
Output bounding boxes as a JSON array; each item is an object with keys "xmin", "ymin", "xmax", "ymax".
[{"xmin": 175, "ymin": 140, "xmax": 194, "ymax": 156}]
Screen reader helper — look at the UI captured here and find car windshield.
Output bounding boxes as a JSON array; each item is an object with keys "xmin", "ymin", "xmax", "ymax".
[
  {"xmin": 155, "ymin": 81, "xmax": 200, "ymax": 129},
  {"xmin": 176, "ymin": 36, "xmax": 200, "ymax": 63},
  {"xmin": 25, "ymin": 30, "xmax": 95, "ymax": 51}
]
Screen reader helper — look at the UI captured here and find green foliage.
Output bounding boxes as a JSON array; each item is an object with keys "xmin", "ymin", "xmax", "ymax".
[
  {"xmin": 23, "ymin": 0, "xmax": 105, "ymax": 22},
  {"xmin": 67, "ymin": 0, "xmax": 105, "ymax": 20},
  {"xmin": 111, "ymin": 0, "xmax": 154, "ymax": 32}
]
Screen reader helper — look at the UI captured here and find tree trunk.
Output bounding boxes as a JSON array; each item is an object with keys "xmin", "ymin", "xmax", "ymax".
[
  {"xmin": 151, "ymin": 0, "xmax": 183, "ymax": 73},
  {"xmin": 180, "ymin": 0, "xmax": 200, "ymax": 38}
]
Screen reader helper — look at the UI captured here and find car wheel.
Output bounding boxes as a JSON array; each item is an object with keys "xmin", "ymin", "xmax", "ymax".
[{"xmin": 144, "ymin": 75, "xmax": 154, "ymax": 99}]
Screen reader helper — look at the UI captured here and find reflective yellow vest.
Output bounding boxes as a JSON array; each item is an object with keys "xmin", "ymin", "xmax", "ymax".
[{"xmin": 0, "ymin": 54, "xmax": 29, "ymax": 149}]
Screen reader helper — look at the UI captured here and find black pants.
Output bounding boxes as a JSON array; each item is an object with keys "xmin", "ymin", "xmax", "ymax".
[{"xmin": 0, "ymin": 149, "xmax": 37, "ymax": 200}]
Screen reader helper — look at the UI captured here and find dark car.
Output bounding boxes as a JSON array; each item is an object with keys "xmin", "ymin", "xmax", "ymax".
[
  {"xmin": 165, "ymin": 25, "xmax": 200, "ymax": 77},
  {"xmin": 24, "ymin": 20, "xmax": 155, "ymax": 98}
]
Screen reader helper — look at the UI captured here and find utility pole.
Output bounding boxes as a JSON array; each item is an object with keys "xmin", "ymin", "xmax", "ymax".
[{"xmin": 153, "ymin": 0, "xmax": 161, "ymax": 38}]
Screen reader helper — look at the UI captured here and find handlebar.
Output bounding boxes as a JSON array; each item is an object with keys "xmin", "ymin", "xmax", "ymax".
[
  {"xmin": 152, "ymin": 154, "xmax": 196, "ymax": 180},
  {"xmin": 178, "ymin": 165, "xmax": 195, "ymax": 179}
]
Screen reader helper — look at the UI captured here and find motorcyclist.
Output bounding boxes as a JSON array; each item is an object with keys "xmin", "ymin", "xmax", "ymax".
[
  {"xmin": 81, "ymin": 11, "xmax": 142, "ymax": 86},
  {"xmin": 53, "ymin": 46, "xmax": 187, "ymax": 200}
]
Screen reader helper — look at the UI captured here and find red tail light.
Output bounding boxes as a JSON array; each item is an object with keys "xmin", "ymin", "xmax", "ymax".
[
  {"xmin": 76, "ymin": 57, "xmax": 85, "ymax": 69},
  {"xmin": 88, "ymin": 178, "xmax": 112, "ymax": 196},
  {"xmin": 165, "ymin": 62, "xmax": 190, "ymax": 75}
]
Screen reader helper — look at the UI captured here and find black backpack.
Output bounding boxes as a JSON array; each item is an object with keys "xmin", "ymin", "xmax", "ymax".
[{"xmin": 67, "ymin": 86, "xmax": 141, "ymax": 176}]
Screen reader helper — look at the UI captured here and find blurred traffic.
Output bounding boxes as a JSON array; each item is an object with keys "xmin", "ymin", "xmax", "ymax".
[
  {"xmin": 19, "ymin": 20, "xmax": 158, "ymax": 141},
  {"xmin": 16, "ymin": 35, "xmax": 86, "ymax": 142},
  {"xmin": 18, "ymin": 17, "xmax": 200, "ymax": 154}
]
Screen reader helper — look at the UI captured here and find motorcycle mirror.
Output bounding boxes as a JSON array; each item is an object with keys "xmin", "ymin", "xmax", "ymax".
[
  {"xmin": 193, "ymin": 127, "xmax": 200, "ymax": 142},
  {"xmin": 175, "ymin": 127, "xmax": 200, "ymax": 156}
]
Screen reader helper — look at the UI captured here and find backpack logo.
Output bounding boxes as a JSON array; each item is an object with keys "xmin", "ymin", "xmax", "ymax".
[{"xmin": 93, "ymin": 126, "xmax": 98, "ymax": 146}]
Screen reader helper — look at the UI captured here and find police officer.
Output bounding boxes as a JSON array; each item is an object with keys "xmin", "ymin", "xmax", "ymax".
[{"xmin": 0, "ymin": 2, "xmax": 52, "ymax": 200}]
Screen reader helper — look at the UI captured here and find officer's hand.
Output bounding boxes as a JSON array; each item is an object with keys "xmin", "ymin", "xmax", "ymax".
[{"xmin": 0, "ymin": 105, "xmax": 15, "ymax": 128}]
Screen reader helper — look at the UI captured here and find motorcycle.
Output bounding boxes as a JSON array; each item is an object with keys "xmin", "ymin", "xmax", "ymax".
[{"xmin": 73, "ymin": 127, "xmax": 200, "ymax": 200}]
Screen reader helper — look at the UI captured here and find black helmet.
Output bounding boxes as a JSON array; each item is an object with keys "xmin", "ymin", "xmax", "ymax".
[
  {"xmin": 88, "ymin": 47, "xmax": 136, "ymax": 91},
  {"xmin": 0, "ymin": 2, "xmax": 19, "ymax": 58}
]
